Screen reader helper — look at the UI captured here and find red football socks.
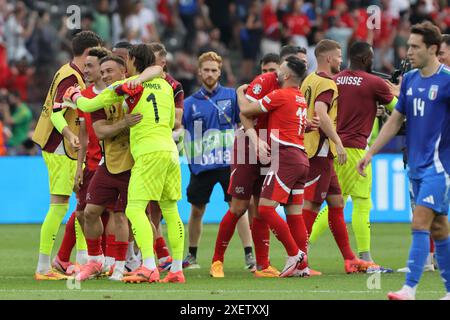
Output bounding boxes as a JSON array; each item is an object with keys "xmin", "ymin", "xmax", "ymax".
[
  {"xmin": 86, "ymin": 237, "xmax": 103, "ymax": 256},
  {"xmin": 258, "ymin": 206, "xmax": 299, "ymax": 257},
  {"xmin": 105, "ymin": 234, "xmax": 115, "ymax": 258},
  {"xmin": 57, "ymin": 211, "xmax": 76, "ymax": 262},
  {"xmin": 114, "ymin": 241, "xmax": 129, "ymax": 261},
  {"xmin": 302, "ymin": 208, "xmax": 318, "ymax": 235},
  {"xmin": 252, "ymin": 216, "xmax": 271, "ymax": 270},
  {"xmin": 154, "ymin": 236, "xmax": 170, "ymax": 259},
  {"xmin": 328, "ymin": 207, "xmax": 355, "ymax": 260},
  {"xmin": 286, "ymin": 214, "xmax": 308, "ymax": 254},
  {"xmin": 212, "ymin": 210, "xmax": 239, "ymax": 262},
  {"xmin": 430, "ymin": 236, "xmax": 435, "ymax": 253}
]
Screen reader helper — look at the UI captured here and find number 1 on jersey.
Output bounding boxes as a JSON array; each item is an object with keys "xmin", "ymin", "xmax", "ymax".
[{"xmin": 147, "ymin": 93, "xmax": 160, "ymax": 123}]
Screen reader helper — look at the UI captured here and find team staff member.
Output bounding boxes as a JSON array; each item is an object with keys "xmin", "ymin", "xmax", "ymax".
[{"xmin": 182, "ymin": 51, "xmax": 255, "ymax": 271}]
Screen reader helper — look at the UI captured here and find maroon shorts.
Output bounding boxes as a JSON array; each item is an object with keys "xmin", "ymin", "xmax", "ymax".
[
  {"xmin": 261, "ymin": 146, "xmax": 309, "ymax": 205},
  {"xmin": 86, "ymin": 164, "xmax": 131, "ymax": 213},
  {"xmin": 76, "ymin": 167, "xmax": 97, "ymax": 211},
  {"xmin": 304, "ymin": 156, "xmax": 341, "ymax": 204},
  {"xmin": 228, "ymin": 135, "xmax": 266, "ymax": 200}
]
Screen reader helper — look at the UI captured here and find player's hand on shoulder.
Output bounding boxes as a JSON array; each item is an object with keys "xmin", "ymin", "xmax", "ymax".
[
  {"xmin": 125, "ymin": 78, "xmax": 141, "ymax": 90},
  {"xmin": 385, "ymin": 77, "xmax": 401, "ymax": 98},
  {"xmin": 63, "ymin": 86, "xmax": 82, "ymax": 107},
  {"xmin": 236, "ymin": 84, "xmax": 249, "ymax": 95},
  {"xmin": 124, "ymin": 113, "xmax": 143, "ymax": 127}
]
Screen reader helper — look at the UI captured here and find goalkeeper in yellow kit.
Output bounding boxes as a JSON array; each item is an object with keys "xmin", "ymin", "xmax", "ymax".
[{"xmin": 63, "ymin": 44, "xmax": 185, "ymax": 283}]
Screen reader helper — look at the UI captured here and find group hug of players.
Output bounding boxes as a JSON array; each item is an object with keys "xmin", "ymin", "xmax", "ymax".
[{"xmin": 31, "ymin": 21, "xmax": 450, "ymax": 299}]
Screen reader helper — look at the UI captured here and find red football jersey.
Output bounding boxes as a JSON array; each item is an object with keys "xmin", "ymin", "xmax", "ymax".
[
  {"xmin": 165, "ymin": 73, "xmax": 184, "ymax": 110},
  {"xmin": 333, "ymin": 70, "xmax": 393, "ymax": 149},
  {"xmin": 260, "ymin": 87, "xmax": 308, "ymax": 150},
  {"xmin": 78, "ymin": 84, "xmax": 102, "ymax": 170},
  {"xmin": 245, "ymin": 71, "xmax": 280, "ymax": 132}
]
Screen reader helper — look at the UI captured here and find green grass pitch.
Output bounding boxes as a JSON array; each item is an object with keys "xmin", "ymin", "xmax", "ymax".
[{"xmin": 0, "ymin": 223, "xmax": 446, "ymax": 300}]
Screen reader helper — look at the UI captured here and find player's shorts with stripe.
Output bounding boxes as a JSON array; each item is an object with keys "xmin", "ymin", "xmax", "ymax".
[
  {"xmin": 409, "ymin": 167, "xmax": 450, "ymax": 215},
  {"xmin": 228, "ymin": 136, "xmax": 266, "ymax": 200},
  {"xmin": 334, "ymin": 147, "xmax": 372, "ymax": 198},
  {"xmin": 42, "ymin": 151, "xmax": 77, "ymax": 196},
  {"xmin": 187, "ymin": 167, "xmax": 231, "ymax": 205},
  {"xmin": 76, "ymin": 167, "xmax": 96, "ymax": 211},
  {"xmin": 304, "ymin": 156, "xmax": 342, "ymax": 204},
  {"xmin": 261, "ymin": 146, "xmax": 309, "ymax": 205},
  {"xmin": 86, "ymin": 164, "xmax": 131, "ymax": 213},
  {"xmin": 128, "ymin": 151, "xmax": 181, "ymax": 202}
]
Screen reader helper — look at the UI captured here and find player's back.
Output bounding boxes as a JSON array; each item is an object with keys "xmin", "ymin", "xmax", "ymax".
[
  {"xmin": 263, "ymin": 87, "xmax": 307, "ymax": 150},
  {"xmin": 398, "ymin": 65, "xmax": 450, "ymax": 177},
  {"xmin": 130, "ymin": 77, "xmax": 177, "ymax": 158}
]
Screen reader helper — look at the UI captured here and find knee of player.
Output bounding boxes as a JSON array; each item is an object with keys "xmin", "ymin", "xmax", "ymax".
[
  {"xmin": 430, "ymin": 220, "xmax": 449, "ymax": 240},
  {"xmin": 84, "ymin": 206, "xmax": 102, "ymax": 220},
  {"xmin": 113, "ymin": 212, "xmax": 128, "ymax": 225}
]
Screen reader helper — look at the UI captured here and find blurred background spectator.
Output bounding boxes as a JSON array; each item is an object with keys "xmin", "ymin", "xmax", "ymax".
[{"xmin": 0, "ymin": 0, "xmax": 448, "ymax": 156}]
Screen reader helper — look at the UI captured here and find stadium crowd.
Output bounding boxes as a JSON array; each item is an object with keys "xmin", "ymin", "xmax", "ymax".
[{"xmin": 1, "ymin": 0, "xmax": 449, "ymax": 155}]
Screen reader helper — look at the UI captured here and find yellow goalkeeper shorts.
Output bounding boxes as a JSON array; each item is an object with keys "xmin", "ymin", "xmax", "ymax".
[
  {"xmin": 128, "ymin": 151, "xmax": 182, "ymax": 202},
  {"xmin": 333, "ymin": 147, "xmax": 372, "ymax": 199},
  {"xmin": 42, "ymin": 151, "xmax": 77, "ymax": 196}
]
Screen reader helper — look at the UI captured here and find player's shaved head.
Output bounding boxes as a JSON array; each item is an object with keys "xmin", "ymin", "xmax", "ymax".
[
  {"xmin": 285, "ymin": 56, "xmax": 307, "ymax": 81},
  {"xmin": 349, "ymin": 41, "xmax": 373, "ymax": 72}
]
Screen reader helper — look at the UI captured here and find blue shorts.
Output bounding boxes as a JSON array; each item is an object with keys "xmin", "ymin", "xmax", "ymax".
[{"xmin": 409, "ymin": 168, "xmax": 450, "ymax": 215}]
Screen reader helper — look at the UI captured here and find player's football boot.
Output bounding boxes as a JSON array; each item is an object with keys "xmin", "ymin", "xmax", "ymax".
[
  {"xmin": 344, "ymin": 258, "xmax": 371, "ymax": 273},
  {"xmin": 183, "ymin": 253, "xmax": 200, "ymax": 269},
  {"xmin": 158, "ymin": 256, "xmax": 173, "ymax": 272},
  {"xmin": 387, "ymin": 288, "xmax": 415, "ymax": 300},
  {"xmin": 280, "ymin": 250, "xmax": 306, "ymax": 278},
  {"xmin": 245, "ymin": 253, "xmax": 257, "ymax": 272},
  {"xmin": 359, "ymin": 261, "xmax": 394, "ymax": 273},
  {"xmin": 161, "ymin": 271, "xmax": 186, "ymax": 283},
  {"xmin": 109, "ymin": 266, "xmax": 124, "ymax": 281},
  {"xmin": 254, "ymin": 265, "xmax": 280, "ymax": 278},
  {"xmin": 209, "ymin": 261, "xmax": 225, "ymax": 278},
  {"xmin": 52, "ymin": 256, "xmax": 74, "ymax": 275},
  {"xmin": 66, "ymin": 263, "xmax": 82, "ymax": 275},
  {"xmin": 35, "ymin": 269, "xmax": 69, "ymax": 280},
  {"xmin": 75, "ymin": 261, "xmax": 103, "ymax": 281},
  {"xmin": 122, "ymin": 266, "xmax": 160, "ymax": 283}
]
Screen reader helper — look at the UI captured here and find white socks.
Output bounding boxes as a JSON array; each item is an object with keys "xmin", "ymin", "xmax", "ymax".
[{"xmin": 36, "ymin": 253, "xmax": 51, "ymax": 273}]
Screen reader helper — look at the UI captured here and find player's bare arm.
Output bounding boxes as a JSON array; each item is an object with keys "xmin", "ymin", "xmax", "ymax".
[
  {"xmin": 92, "ymin": 113, "xmax": 143, "ymax": 140},
  {"xmin": 125, "ymin": 65, "xmax": 164, "ymax": 89},
  {"xmin": 315, "ymin": 101, "xmax": 347, "ymax": 164},
  {"xmin": 74, "ymin": 120, "xmax": 88, "ymax": 193},
  {"xmin": 357, "ymin": 109, "xmax": 405, "ymax": 176}
]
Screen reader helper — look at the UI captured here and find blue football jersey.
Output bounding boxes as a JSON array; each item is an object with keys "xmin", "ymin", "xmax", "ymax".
[{"xmin": 395, "ymin": 64, "xmax": 450, "ymax": 178}]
